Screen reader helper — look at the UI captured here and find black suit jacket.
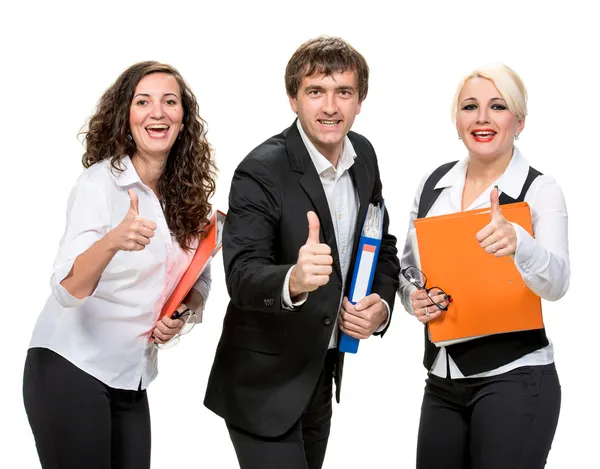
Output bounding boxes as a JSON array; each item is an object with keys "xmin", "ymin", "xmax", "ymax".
[{"xmin": 204, "ymin": 121, "xmax": 400, "ymax": 438}]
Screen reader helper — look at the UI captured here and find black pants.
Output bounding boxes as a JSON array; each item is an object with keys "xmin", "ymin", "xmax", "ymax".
[
  {"xmin": 227, "ymin": 349, "xmax": 336, "ymax": 469},
  {"xmin": 417, "ymin": 363, "xmax": 561, "ymax": 469},
  {"xmin": 23, "ymin": 347, "xmax": 151, "ymax": 469}
]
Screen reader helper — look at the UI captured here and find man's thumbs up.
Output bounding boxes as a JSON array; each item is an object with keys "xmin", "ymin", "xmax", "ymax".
[
  {"xmin": 306, "ymin": 211, "xmax": 320, "ymax": 244},
  {"xmin": 289, "ymin": 211, "xmax": 334, "ymax": 298}
]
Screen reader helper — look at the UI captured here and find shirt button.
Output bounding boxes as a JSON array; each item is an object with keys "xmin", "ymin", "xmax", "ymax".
[
  {"xmin": 323, "ymin": 317, "xmax": 332, "ymax": 326},
  {"xmin": 338, "ymin": 214, "xmax": 343, "ymax": 220}
]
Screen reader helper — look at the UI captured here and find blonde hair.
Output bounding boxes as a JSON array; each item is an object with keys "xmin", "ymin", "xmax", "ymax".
[{"xmin": 451, "ymin": 63, "xmax": 528, "ymax": 122}]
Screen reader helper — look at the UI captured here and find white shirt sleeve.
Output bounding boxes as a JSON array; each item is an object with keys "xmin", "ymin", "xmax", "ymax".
[
  {"xmin": 512, "ymin": 175, "xmax": 570, "ymax": 301},
  {"xmin": 281, "ymin": 266, "xmax": 308, "ymax": 310},
  {"xmin": 397, "ymin": 173, "xmax": 428, "ymax": 315},
  {"xmin": 51, "ymin": 181, "xmax": 111, "ymax": 308}
]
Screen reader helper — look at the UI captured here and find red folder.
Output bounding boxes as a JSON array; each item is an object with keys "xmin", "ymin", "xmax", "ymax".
[
  {"xmin": 159, "ymin": 210, "xmax": 225, "ymax": 320},
  {"xmin": 414, "ymin": 202, "xmax": 543, "ymax": 346}
]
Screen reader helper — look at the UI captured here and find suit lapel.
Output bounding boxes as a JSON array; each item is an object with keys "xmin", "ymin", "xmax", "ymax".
[
  {"xmin": 286, "ymin": 121, "xmax": 342, "ymax": 277},
  {"xmin": 349, "ymin": 155, "xmax": 371, "ymax": 252}
]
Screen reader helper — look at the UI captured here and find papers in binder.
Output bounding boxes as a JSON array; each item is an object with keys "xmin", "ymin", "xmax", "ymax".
[
  {"xmin": 414, "ymin": 202, "xmax": 543, "ymax": 347},
  {"xmin": 339, "ymin": 201, "xmax": 385, "ymax": 354},
  {"xmin": 158, "ymin": 210, "xmax": 225, "ymax": 321}
]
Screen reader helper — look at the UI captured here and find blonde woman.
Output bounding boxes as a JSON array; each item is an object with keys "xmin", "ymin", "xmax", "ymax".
[{"xmin": 398, "ymin": 64, "xmax": 569, "ymax": 468}]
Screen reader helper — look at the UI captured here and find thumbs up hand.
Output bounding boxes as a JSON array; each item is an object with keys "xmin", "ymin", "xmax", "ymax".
[
  {"xmin": 289, "ymin": 211, "xmax": 334, "ymax": 298},
  {"xmin": 475, "ymin": 186, "xmax": 517, "ymax": 257},
  {"xmin": 106, "ymin": 189, "xmax": 158, "ymax": 252}
]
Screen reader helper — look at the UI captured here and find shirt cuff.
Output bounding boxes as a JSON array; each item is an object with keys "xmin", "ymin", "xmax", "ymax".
[
  {"xmin": 281, "ymin": 266, "xmax": 308, "ymax": 310},
  {"xmin": 511, "ymin": 222, "xmax": 549, "ymax": 278},
  {"xmin": 374, "ymin": 299, "xmax": 391, "ymax": 333},
  {"xmin": 51, "ymin": 258, "xmax": 99, "ymax": 308}
]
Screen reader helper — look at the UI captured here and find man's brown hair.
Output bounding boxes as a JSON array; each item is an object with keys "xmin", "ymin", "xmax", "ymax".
[{"xmin": 285, "ymin": 36, "xmax": 369, "ymax": 102}]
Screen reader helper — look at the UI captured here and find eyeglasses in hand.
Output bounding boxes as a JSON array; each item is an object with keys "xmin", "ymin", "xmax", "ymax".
[
  {"xmin": 155, "ymin": 308, "xmax": 198, "ymax": 350},
  {"xmin": 401, "ymin": 266, "xmax": 451, "ymax": 312}
]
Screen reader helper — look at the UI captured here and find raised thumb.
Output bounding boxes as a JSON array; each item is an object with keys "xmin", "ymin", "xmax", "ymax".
[
  {"xmin": 128, "ymin": 189, "xmax": 139, "ymax": 215},
  {"xmin": 490, "ymin": 185, "xmax": 502, "ymax": 220},
  {"xmin": 306, "ymin": 211, "xmax": 320, "ymax": 244}
]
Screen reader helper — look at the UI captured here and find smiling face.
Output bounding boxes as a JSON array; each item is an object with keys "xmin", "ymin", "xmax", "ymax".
[
  {"xmin": 456, "ymin": 77, "xmax": 524, "ymax": 163},
  {"xmin": 129, "ymin": 72, "xmax": 184, "ymax": 160},
  {"xmin": 289, "ymin": 70, "xmax": 362, "ymax": 163}
]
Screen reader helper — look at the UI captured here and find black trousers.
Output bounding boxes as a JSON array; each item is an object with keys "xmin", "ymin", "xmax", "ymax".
[
  {"xmin": 417, "ymin": 363, "xmax": 561, "ymax": 469},
  {"xmin": 23, "ymin": 347, "xmax": 151, "ymax": 469},
  {"xmin": 227, "ymin": 349, "xmax": 337, "ymax": 469}
]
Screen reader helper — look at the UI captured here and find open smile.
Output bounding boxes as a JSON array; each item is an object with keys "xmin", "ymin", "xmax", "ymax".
[{"xmin": 145, "ymin": 124, "xmax": 170, "ymax": 139}]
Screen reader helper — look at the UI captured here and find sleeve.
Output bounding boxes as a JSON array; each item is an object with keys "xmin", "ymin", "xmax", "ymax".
[
  {"xmin": 397, "ymin": 172, "xmax": 430, "ymax": 315},
  {"xmin": 191, "ymin": 262, "xmax": 212, "ymax": 305},
  {"xmin": 50, "ymin": 181, "xmax": 111, "ymax": 308},
  {"xmin": 281, "ymin": 266, "xmax": 308, "ymax": 310},
  {"xmin": 223, "ymin": 157, "xmax": 295, "ymax": 312},
  {"xmin": 512, "ymin": 175, "xmax": 570, "ymax": 301}
]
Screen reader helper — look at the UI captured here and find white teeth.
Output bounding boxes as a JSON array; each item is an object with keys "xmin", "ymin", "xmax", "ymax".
[
  {"xmin": 473, "ymin": 131, "xmax": 495, "ymax": 136},
  {"xmin": 321, "ymin": 120, "xmax": 339, "ymax": 126},
  {"xmin": 147, "ymin": 125, "xmax": 169, "ymax": 130}
]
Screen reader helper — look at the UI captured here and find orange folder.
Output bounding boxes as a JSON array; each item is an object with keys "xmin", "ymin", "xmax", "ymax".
[
  {"xmin": 414, "ymin": 202, "xmax": 543, "ymax": 346},
  {"xmin": 159, "ymin": 210, "xmax": 225, "ymax": 321}
]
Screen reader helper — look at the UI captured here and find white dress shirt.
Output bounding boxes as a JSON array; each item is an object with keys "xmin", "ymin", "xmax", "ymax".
[
  {"xmin": 282, "ymin": 121, "xmax": 389, "ymax": 349},
  {"xmin": 398, "ymin": 147, "xmax": 570, "ymax": 378},
  {"xmin": 29, "ymin": 156, "xmax": 211, "ymax": 390}
]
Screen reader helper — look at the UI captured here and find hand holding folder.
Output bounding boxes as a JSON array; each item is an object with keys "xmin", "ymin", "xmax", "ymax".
[
  {"xmin": 339, "ymin": 202, "xmax": 386, "ymax": 354},
  {"xmin": 414, "ymin": 201, "xmax": 543, "ymax": 346},
  {"xmin": 158, "ymin": 210, "xmax": 225, "ymax": 321}
]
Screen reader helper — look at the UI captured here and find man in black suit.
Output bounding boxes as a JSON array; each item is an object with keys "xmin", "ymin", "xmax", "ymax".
[{"xmin": 204, "ymin": 36, "xmax": 400, "ymax": 469}]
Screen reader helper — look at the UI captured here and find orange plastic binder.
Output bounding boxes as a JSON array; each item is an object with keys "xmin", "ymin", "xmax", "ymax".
[
  {"xmin": 159, "ymin": 210, "xmax": 225, "ymax": 321},
  {"xmin": 414, "ymin": 202, "xmax": 543, "ymax": 346}
]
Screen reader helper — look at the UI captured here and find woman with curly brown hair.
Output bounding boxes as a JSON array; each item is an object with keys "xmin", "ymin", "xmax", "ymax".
[{"xmin": 22, "ymin": 61, "xmax": 216, "ymax": 469}]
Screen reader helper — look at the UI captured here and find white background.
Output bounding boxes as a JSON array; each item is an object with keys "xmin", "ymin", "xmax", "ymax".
[{"xmin": 1, "ymin": 1, "xmax": 598, "ymax": 467}]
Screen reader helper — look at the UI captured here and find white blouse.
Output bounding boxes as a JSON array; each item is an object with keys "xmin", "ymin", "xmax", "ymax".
[
  {"xmin": 398, "ymin": 147, "xmax": 570, "ymax": 378},
  {"xmin": 29, "ymin": 156, "xmax": 211, "ymax": 390}
]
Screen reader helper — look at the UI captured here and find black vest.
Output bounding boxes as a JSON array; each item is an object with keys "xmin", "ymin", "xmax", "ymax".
[{"xmin": 418, "ymin": 161, "xmax": 549, "ymax": 376}]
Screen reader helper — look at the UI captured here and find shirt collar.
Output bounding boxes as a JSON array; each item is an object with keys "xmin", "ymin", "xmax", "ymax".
[
  {"xmin": 434, "ymin": 146, "xmax": 530, "ymax": 200},
  {"xmin": 112, "ymin": 156, "xmax": 143, "ymax": 187},
  {"xmin": 296, "ymin": 120, "xmax": 357, "ymax": 175}
]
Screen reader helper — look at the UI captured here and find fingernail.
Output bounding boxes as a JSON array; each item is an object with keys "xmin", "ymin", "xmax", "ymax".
[
  {"xmin": 356, "ymin": 303, "xmax": 362, "ymax": 310},
  {"xmin": 494, "ymin": 185, "xmax": 498, "ymax": 190}
]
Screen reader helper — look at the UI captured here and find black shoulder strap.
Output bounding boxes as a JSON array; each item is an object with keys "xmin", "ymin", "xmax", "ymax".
[
  {"xmin": 498, "ymin": 166, "xmax": 543, "ymax": 204},
  {"xmin": 417, "ymin": 161, "xmax": 458, "ymax": 219}
]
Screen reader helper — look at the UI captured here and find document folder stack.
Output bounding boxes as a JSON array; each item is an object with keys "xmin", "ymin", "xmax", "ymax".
[
  {"xmin": 339, "ymin": 202, "xmax": 386, "ymax": 354},
  {"xmin": 414, "ymin": 202, "xmax": 543, "ymax": 346}
]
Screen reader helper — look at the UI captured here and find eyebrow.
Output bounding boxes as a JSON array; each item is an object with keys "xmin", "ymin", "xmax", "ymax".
[
  {"xmin": 304, "ymin": 85, "xmax": 356, "ymax": 92},
  {"xmin": 133, "ymin": 92, "xmax": 180, "ymax": 99},
  {"xmin": 461, "ymin": 96, "xmax": 506, "ymax": 104}
]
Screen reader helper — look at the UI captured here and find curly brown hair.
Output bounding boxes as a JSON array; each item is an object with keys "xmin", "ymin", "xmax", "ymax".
[
  {"xmin": 81, "ymin": 61, "xmax": 216, "ymax": 250},
  {"xmin": 285, "ymin": 36, "xmax": 369, "ymax": 102}
]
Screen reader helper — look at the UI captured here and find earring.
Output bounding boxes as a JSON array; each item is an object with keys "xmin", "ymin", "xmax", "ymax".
[
  {"xmin": 127, "ymin": 133, "xmax": 133, "ymax": 141},
  {"xmin": 458, "ymin": 134, "xmax": 461, "ymax": 140},
  {"xmin": 514, "ymin": 134, "xmax": 519, "ymax": 140}
]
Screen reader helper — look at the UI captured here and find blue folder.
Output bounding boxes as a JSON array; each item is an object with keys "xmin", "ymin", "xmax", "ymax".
[{"xmin": 339, "ymin": 201, "xmax": 385, "ymax": 354}]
